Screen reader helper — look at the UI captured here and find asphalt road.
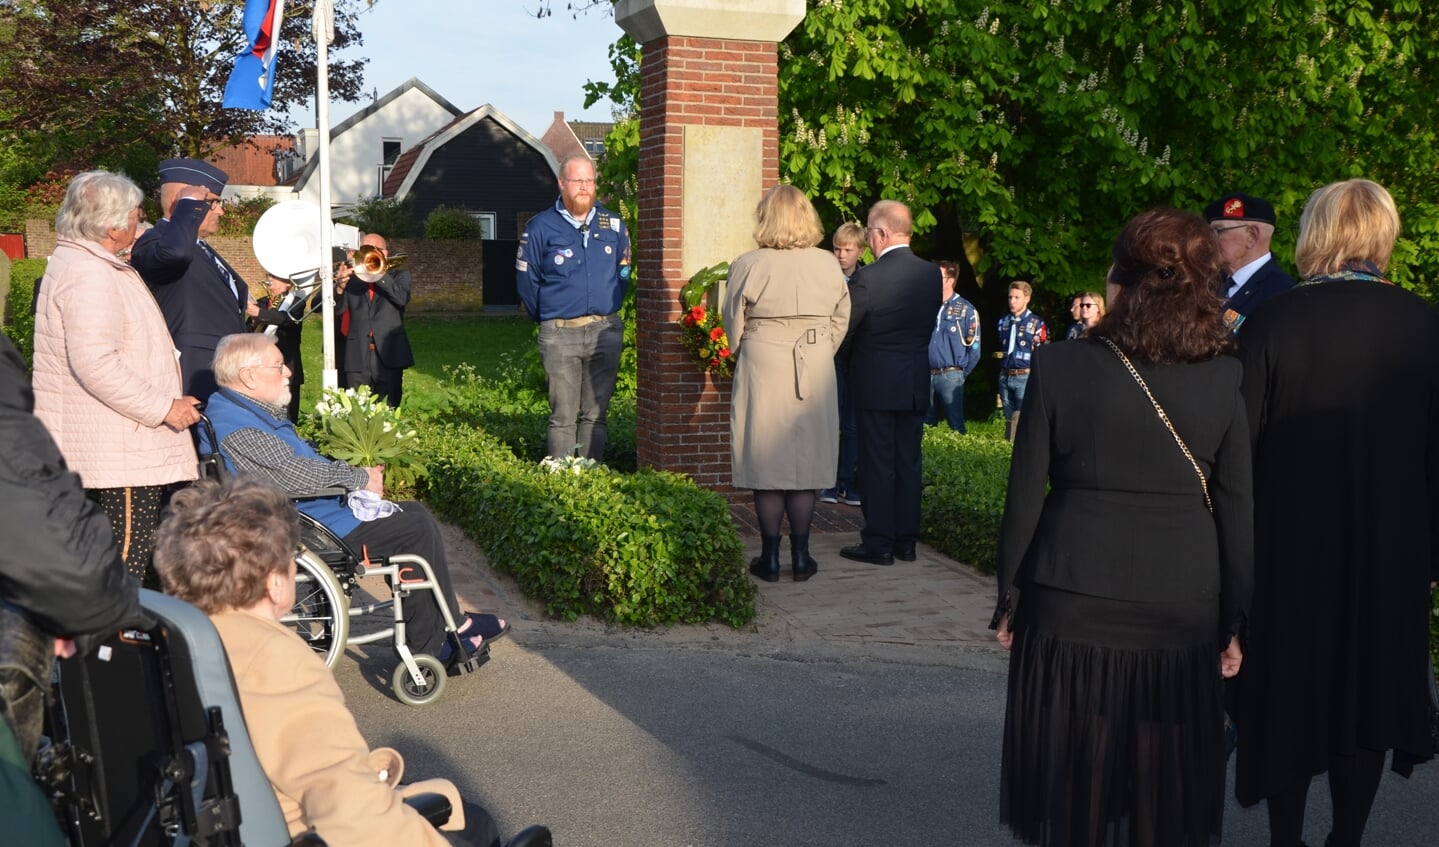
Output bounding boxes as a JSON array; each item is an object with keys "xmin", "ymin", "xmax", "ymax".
[{"xmin": 337, "ymin": 637, "xmax": 1439, "ymax": 847}]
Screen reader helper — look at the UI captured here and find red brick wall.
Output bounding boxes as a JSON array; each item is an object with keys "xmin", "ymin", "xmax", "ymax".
[
  {"xmin": 23, "ymin": 221, "xmax": 485, "ymax": 313},
  {"xmin": 635, "ymin": 37, "xmax": 780, "ymax": 497}
]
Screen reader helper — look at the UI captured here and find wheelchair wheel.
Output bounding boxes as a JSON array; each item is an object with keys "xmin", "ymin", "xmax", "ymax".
[
  {"xmin": 392, "ymin": 654, "xmax": 447, "ymax": 706},
  {"xmin": 283, "ymin": 546, "xmax": 350, "ymax": 668}
]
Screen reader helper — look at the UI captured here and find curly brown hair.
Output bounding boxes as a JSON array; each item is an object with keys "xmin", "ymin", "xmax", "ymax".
[
  {"xmin": 1090, "ymin": 208, "xmax": 1234, "ymax": 364},
  {"xmin": 153, "ymin": 478, "xmax": 299, "ymax": 614}
]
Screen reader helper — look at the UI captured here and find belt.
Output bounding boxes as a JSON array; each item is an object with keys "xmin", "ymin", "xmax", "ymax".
[
  {"xmin": 930, "ymin": 366, "xmax": 964, "ymax": 375},
  {"xmin": 550, "ymin": 313, "xmax": 614, "ymax": 328},
  {"xmin": 1003, "ymin": 368, "xmax": 1031, "ymax": 376}
]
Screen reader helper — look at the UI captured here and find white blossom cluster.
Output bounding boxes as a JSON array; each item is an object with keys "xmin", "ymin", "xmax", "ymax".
[{"xmin": 539, "ymin": 455, "xmax": 600, "ymax": 475}]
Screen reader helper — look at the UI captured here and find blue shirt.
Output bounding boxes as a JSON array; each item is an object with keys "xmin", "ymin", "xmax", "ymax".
[
  {"xmin": 516, "ymin": 199, "xmax": 630, "ymax": 322},
  {"xmin": 929, "ymin": 293, "xmax": 981, "ymax": 373},
  {"xmin": 997, "ymin": 309, "xmax": 1049, "ymax": 370}
]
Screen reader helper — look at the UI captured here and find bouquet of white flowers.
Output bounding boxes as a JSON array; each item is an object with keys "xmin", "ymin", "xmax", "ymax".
[{"xmin": 309, "ymin": 386, "xmax": 427, "ymax": 491}]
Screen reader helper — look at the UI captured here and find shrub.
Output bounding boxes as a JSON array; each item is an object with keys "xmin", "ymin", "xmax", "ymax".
[
  {"xmin": 423, "ymin": 205, "xmax": 482, "ymax": 240},
  {"xmin": 417, "ymin": 424, "xmax": 754, "ymax": 627},
  {"xmin": 338, "ymin": 196, "xmax": 415, "ymax": 239},
  {"xmin": 3, "ymin": 258, "xmax": 44, "ymax": 365},
  {"xmin": 920, "ymin": 425, "xmax": 1012, "ymax": 573},
  {"xmin": 214, "ymin": 195, "xmax": 274, "ymax": 237}
]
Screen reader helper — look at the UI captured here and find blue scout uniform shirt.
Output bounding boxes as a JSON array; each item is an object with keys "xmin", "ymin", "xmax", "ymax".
[
  {"xmin": 997, "ymin": 309, "xmax": 1048, "ymax": 370},
  {"xmin": 929, "ymin": 293, "xmax": 981, "ymax": 374},
  {"xmin": 516, "ymin": 198, "xmax": 630, "ymax": 322}
]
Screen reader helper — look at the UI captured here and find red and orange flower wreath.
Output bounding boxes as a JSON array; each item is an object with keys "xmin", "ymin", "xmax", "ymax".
[{"xmin": 676, "ymin": 262, "xmax": 734, "ymax": 378}]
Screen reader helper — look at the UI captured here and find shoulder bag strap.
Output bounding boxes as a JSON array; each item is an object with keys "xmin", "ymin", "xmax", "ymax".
[{"xmin": 1099, "ymin": 337, "xmax": 1213, "ymax": 513}]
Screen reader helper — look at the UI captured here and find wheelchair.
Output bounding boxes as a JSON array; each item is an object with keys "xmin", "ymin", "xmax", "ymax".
[
  {"xmin": 195, "ymin": 415, "xmax": 486, "ymax": 706},
  {"xmin": 37, "ymin": 589, "xmax": 552, "ymax": 846}
]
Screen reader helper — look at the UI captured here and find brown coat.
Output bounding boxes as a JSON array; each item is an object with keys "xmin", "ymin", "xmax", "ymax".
[
  {"xmin": 211, "ymin": 610, "xmax": 461, "ymax": 846},
  {"xmin": 722, "ymin": 246, "xmax": 850, "ymax": 490}
]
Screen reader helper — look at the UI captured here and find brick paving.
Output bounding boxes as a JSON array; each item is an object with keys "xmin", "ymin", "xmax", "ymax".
[{"xmin": 444, "ymin": 498, "xmax": 1003, "ymax": 655}]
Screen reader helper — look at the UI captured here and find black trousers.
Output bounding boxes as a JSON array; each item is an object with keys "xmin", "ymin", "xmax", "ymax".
[
  {"xmin": 346, "ymin": 345, "xmax": 404, "ymax": 407},
  {"xmin": 341, "ymin": 502, "xmax": 462, "ymax": 657},
  {"xmin": 855, "ymin": 406, "xmax": 925, "ymax": 553}
]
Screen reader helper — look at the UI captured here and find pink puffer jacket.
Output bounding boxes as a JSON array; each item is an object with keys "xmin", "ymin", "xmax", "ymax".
[{"xmin": 32, "ymin": 238, "xmax": 197, "ymax": 489}]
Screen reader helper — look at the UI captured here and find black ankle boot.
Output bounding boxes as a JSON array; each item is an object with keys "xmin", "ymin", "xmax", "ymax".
[
  {"xmin": 791, "ymin": 534, "xmax": 818, "ymax": 582},
  {"xmin": 748, "ymin": 535, "xmax": 781, "ymax": 582}
]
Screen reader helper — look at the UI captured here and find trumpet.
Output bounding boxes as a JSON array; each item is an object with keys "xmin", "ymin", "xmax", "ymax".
[{"xmin": 354, "ymin": 244, "xmax": 408, "ymax": 283}]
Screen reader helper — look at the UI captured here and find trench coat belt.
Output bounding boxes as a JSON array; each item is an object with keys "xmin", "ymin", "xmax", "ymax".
[{"xmin": 791, "ymin": 327, "xmax": 827, "ymax": 400}]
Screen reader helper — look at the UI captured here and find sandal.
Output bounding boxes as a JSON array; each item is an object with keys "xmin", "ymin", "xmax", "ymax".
[{"xmin": 459, "ymin": 612, "xmax": 510, "ymax": 642}]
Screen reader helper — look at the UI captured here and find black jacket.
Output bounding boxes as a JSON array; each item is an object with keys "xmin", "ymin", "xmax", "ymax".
[
  {"xmin": 840, "ymin": 246, "xmax": 942, "ymax": 411},
  {"xmin": 0, "ymin": 336, "xmax": 150, "ymax": 649},
  {"xmin": 1226, "ymin": 255, "xmax": 1295, "ymax": 321},
  {"xmin": 994, "ymin": 339, "xmax": 1254, "ymax": 641}
]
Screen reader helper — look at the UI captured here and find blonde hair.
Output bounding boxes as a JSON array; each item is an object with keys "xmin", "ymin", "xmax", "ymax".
[
  {"xmin": 753, "ymin": 184, "xmax": 824, "ymax": 250},
  {"xmin": 1008, "ymin": 280, "xmax": 1033, "ymax": 297},
  {"xmin": 1294, "ymin": 179, "xmax": 1400, "ymax": 277},
  {"xmin": 832, "ymin": 222, "xmax": 864, "ymax": 248}
]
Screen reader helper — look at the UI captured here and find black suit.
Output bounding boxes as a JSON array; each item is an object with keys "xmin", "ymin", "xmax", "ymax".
[
  {"xmin": 131, "ymin": 200, "xmax": 250, "ymax": 400},
  {"xmin": 339, "ymin": 269, "xmax": 414, "ymax": 407},
  {"xmin": 840, "ymin": 246, "xmax": 942, "ymax": 553},
  {"xmin": 1225, "ymin": 255, "xmax": 1294, "ymax": 323}
]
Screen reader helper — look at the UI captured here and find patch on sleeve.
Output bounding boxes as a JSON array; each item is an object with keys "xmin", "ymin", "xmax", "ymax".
[{"xmin": 515, "ymin": 259, "xmax": 528, "ymax": 272}]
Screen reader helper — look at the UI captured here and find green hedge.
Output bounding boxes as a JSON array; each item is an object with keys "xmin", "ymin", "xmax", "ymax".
[
  {"xmin": 3, "ymin": 258, "xmax": 44, "ymax": 364},
  {"xmin": 416, "ymin": 424, "xmax": 754, "ymax": 628},
  {"xmin": 919, "ymin": 423, "xmax": 1012, "ymax": 574}
]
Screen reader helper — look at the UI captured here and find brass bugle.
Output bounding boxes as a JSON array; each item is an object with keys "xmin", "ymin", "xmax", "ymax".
[{"xmin": 354, "ymin": 244, "xmax": 408, "ymax": 283}]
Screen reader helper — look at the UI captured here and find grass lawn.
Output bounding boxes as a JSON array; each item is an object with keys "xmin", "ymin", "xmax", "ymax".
[{"xmin": 296, "ymin": 314, "xmax": 535, "ymax": 413}]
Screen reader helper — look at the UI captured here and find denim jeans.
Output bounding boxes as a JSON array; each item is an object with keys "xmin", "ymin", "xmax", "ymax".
[
  {"xmin": 835, "ymin": 360, "xmax": 858, "ymax": 493},
  {"xmin": 538, "ymin": 314, "xmax": 624, "ymax": 460},
  {"xmin": 998, "ymin": 372, "xmax": 1029, "ymax": 420},
  {"xmin": 0, "ymin": 604, "xmax": 53, "ymax": 766},
  {"xmin": 925, "ymin": 370, "xmax": 967, "ymax": 432}
]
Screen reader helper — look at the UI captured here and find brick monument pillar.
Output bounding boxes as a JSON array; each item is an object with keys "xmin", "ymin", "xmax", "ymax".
[{"xmin": 615, "ymin": 0, "xmax": 805, "ymax": 494}]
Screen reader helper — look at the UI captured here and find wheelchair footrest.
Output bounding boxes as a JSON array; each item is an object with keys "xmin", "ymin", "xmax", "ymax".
[{"xmin": 447, "ymin": 645, "xmax": 490, "ymax": 677}]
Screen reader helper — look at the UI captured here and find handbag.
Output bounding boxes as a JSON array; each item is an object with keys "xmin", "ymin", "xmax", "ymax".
[{"xmin": 1099, "ymin": 337, "xmax": 1212, "ymax": 513}]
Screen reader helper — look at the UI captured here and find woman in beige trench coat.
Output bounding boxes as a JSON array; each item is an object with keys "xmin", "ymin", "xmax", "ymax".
[{"xmin": 723, "ymin": 185, "xmax": 851, "ymax": 582}]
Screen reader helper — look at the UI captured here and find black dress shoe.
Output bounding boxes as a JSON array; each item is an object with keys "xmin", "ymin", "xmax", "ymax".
[
  {"xmin": 840, "ymin": 544, "xmax": 894, "ymax": 566},
  {"xmin": 894, "ymin": 542, "xmax": 916, "ymax": 562}
]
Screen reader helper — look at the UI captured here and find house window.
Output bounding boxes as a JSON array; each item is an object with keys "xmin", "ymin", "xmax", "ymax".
[
  {"xmin": 378, "ymin": 138, "xmax": 402, "ymax": 193},
  {"xmin": 471, "ymin": 212, "xmax": 497, "ymax": 240}
]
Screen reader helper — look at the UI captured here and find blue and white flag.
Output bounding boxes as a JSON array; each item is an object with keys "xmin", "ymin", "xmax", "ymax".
[{"xmin": 222, "ymin": 0, "xmax": 287, "ymax": 110}]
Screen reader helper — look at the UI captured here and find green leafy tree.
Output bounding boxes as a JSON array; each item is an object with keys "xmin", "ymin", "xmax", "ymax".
[
  {"xmin": 588, "ymin": 1, "xmax": 1439, "ymax": 304},
  {"xmin": 0, "ymin": 1, "xmax": 368, "ymax": 189}
]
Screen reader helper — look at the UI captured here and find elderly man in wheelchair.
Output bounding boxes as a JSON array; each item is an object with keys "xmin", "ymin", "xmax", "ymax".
[{"xmin": 203, "ymin": 333, "xmax": 505, "ymax": 675}]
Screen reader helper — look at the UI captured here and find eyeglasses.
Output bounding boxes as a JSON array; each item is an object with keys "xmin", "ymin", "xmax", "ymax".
[
  {"xmin": 244, "ymin": 363, "xmax": 286, "ymax": 372},
  {"xmin": 1212, "ymin": 224, "xmax": 1249, "ymax": 236},
  {"xmin": 1079, "ymin": 303, "xmax": 1098, "ymax": 309},
  {"xmin": 562, "ymin": 178, "xmax": 596, "ymax": 186}
]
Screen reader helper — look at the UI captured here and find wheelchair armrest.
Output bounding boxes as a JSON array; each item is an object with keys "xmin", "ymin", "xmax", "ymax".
[
  {"xmin": 293, "ymin": 487, "xmax": 350, "ymax": 500},
  {"xmin": 403, "ymin": 791, "xmax": 453, "ymax": 828}
]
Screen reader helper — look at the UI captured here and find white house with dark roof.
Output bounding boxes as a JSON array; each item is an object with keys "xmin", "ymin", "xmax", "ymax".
[{"xmin": 289, "ymin": 77, "xmax": 464, "ymax": 209}]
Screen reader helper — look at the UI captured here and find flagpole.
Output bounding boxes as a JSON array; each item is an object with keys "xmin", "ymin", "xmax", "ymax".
[{"xmin": 314, "ymin": 0, "xmax": 338, "ymax": 390}]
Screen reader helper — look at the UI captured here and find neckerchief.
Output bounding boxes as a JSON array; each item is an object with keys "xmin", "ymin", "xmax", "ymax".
[{"xmin": 1298, "ymin": 260, "xmax": 1392, "ymax": 287}]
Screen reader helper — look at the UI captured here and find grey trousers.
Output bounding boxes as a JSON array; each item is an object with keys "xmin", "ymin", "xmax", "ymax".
[{"xmin": 537, "ymin": 314, "xmax": 623, "ymax": 460}]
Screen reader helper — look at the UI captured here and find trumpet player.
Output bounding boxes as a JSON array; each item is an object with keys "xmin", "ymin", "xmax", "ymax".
[{"xmin": 335, "ymin": 233, "xmax": 413, "ymax": 407}]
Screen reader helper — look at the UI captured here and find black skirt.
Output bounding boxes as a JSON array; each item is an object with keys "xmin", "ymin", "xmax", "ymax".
[{"xmin": 1001, "ymin": 585, "xmax": 1226, "ymax": 847}]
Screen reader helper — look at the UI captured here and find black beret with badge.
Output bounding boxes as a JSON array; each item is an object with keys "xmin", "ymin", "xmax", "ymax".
[{"xmin": 1204, "ymin": 192, "xmax": 1276, "ymax": 225}]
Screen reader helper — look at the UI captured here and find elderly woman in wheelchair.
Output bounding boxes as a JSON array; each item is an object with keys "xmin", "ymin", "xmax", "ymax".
[
  {"xmin": 153, "ymin": 476, "xmax": 500, "ymax": 846},
  {"xmin": 201, "ymin": 334, "xmax": 504, "ymax": 699}
]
